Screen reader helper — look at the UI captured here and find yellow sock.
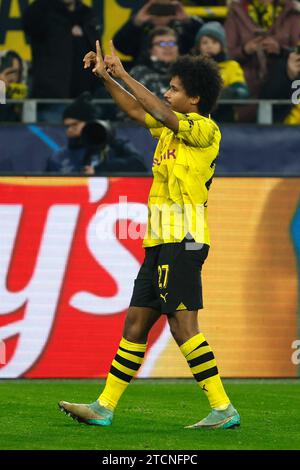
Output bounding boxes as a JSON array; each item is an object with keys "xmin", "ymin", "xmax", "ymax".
[
  {"xmin": 98, "ymin": 337, "xmax": 147, "ymax": 411},
  {"xmin": 180, "ymin": 332, "xmax": 230, "ymax": 409}
]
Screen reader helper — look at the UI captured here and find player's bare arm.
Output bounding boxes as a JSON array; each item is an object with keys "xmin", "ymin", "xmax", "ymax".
[
  {"xmin": 104, "ymin": 40, "xmax": 179, "ymax": 133},
  {"xmin": 83, "ymin": 41, "xmax": 146, "ymax": 125}
]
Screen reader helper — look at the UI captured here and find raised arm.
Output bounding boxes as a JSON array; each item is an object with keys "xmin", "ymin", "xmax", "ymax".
[
  {"xmin": 83, "ymin": 41, "xmax": 146, "ymax": 125},
  {"xmin": 104, "ymin": 40, "xmax": 179, "ymax": 133},
  {"xmin": 84, "ymin": 40, "xmax": 179, "ymax": 132}
]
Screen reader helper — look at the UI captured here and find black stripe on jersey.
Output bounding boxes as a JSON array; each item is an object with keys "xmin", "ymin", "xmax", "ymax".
[
  {"xmin": 205, "ymin": 176, "xmax": 213, "ymax": 191},
  {"xmin": 210, "ymin": 158, "xmax": 217, "ymax": 168}
]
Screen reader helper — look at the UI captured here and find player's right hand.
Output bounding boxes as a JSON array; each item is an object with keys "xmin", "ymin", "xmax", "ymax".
[{"xmin": 83, "ymin": 41, "xmax": 110, "ymax": 79}]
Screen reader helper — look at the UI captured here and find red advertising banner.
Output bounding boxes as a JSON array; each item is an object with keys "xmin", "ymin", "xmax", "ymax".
[
  {"xmin": 0, "ymin": 177, "xmax": 167, "ymax": 378},
  {"xmin": 0, "ymin": 177, "xmax": 299, "ymax": 378}
]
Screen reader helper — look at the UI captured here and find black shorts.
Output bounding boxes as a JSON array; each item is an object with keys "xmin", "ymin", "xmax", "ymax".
[{"xmin": 130, "ymin": 238, "xmax": 209, "ymax": 314}]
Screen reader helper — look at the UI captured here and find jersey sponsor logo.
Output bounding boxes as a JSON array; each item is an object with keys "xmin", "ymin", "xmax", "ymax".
[{"xmin": 153, "ymin": 149, "xmax": 176, "ymax": 167}]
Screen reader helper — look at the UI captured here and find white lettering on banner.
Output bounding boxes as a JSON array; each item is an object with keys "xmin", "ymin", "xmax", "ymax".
[
  {"xmin": 0, "ymin": 205, "xmax": 25, "ymax": 312},
  {"xmin": 70, "ymin": 202, "xmax": 148, "ymax": 314},
  {"xmin": 0, "ymin": 177, "xmax": 148, "ymax": 376},
  {"xmin": 0, "ymin": 205, "xmax": 80, "ymax": 378},
  {"xmin": 88, "ymin": 177, "xmax": 108, "ymax": 203}
]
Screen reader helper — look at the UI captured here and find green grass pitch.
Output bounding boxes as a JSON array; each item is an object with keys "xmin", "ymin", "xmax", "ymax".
[{"xmin": 1, "ymin": 379, "xmax": 300, "ymax": 450}]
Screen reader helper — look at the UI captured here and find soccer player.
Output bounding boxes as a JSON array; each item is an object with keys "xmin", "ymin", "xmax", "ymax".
[{"xmin": 58, "ymin": 40, "xmax": 240, "ymax": 430}]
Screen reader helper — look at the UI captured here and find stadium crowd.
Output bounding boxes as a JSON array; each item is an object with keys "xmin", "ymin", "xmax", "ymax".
[{"xmin": 1, "ymin": 0, "xmax": 300, "ymax": 173}]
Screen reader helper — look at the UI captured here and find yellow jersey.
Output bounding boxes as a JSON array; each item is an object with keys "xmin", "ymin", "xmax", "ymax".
[
  {"xmin": 143, "ymin": 111, "xmax": 221, "ymax": 248},
  {"xmin": 219, "ymin": 60, "xmax": 247, "ymax": 89}
]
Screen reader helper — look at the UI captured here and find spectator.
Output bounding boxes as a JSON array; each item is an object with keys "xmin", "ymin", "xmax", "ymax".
[
  {"xmin": 23, "ymin": 0, "xmax": 101, "ymax": 98},
  {"xmin": 225, "ymin": 0, "xmax": 300, "ymax": 100},
  {"xmin": 113, "ymin": 0, "xmax": 203, "ymax": 67},
  {"xmin": 129, "ymin": 27, "xmax": 179, "ymax": 100},
  {"xmin": 259, "ymin": 48, "xmax": 300, "ymax": 122},
  {"xmin": 0, "ymin": 50, "xmax": 28, "ymax": 122},
  {"xmin": 194, "ymin": 21, "xmax": 249, "ymax": 121},
  {"xmin": 46, "ymin": 93, "xmax": 147, "ymax": 174}
]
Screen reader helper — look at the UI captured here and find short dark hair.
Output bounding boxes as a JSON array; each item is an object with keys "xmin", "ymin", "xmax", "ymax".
[{"xmin": 169, "ymin": 55, "xmax": 223, "ymax": 115}]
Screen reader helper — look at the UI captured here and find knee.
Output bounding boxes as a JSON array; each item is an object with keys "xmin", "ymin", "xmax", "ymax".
[
  {"xmin": 124, "ymin": 329, "xmax": 146, "ymax": 344},
  {"xmin": 168, "ymin": 318, "xmax": 188, "ymax": 345},
  {"xmin": 168, "ymin": 316, "xmax": 199, "ymax": 346},
  {"xmin": 123, "ymin": 314, "xmax": 148, "ymax": 343}
]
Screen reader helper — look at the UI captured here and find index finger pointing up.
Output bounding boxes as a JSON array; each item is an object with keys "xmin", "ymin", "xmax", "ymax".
[
  {"xmin": 109, "ymin": 39, "xmax": 117, "ymax": 57},
  {"xmin": 96, "ymin": 40, "xmax": 102, "ymax": 59}
]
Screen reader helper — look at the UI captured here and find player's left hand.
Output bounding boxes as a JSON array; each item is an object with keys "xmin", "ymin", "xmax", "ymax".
[{"xmin": 103, "ymin": 40, "xmax": 127, "ymax": 80}]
